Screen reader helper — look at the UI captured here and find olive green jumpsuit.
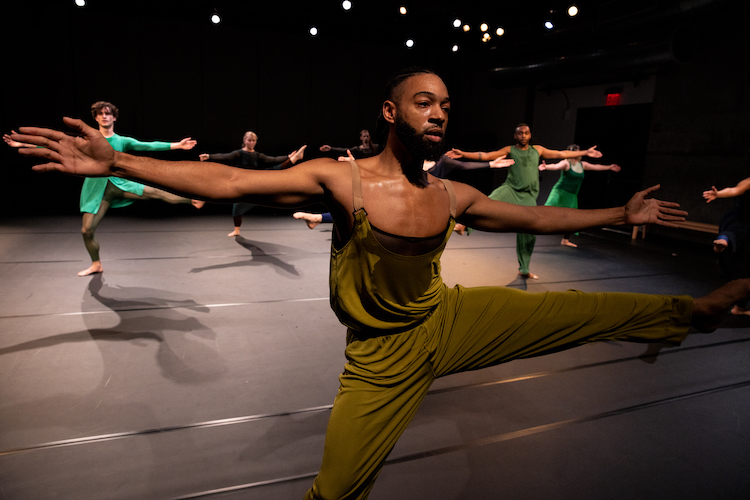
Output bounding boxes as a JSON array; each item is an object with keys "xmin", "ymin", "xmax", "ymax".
[{"xmin": 305, "ymin": 161, "xmax": 693, "ymax": 500}]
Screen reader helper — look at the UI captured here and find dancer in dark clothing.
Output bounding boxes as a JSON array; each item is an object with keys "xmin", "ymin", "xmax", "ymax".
[
  {"xmin": 320, "ymin": 129, "xmax": 381, "ymax": 159},
  {"xmin": 199, "ymin": 131, "xmax": 306, "ymax": 236}
]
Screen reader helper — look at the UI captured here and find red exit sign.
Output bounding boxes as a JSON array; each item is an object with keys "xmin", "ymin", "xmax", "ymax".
[{"xmin": 606, "ymin": 93, "xmax": 621, "ymax": 106}]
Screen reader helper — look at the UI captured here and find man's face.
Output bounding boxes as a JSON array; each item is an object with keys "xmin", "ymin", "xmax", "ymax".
[
  {"xmin": 514, "ymin": 125, "xmax": 531, "ymax": 146},
  {"xmin": 94, "ymin": 108, "xmax": 116, "ymax": 128},
  {"xmin": 360, "ymin": 130, "xmax": 370, "ymax": 144},
  {"xmin": 393, "ymin": 73, "xmax": 450, "ymax": 161}
]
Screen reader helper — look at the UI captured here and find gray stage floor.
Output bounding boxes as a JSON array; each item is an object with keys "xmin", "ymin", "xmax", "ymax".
[{"xmin": 1, "ymin": 213, "xmax": 749, "ymax": 499}]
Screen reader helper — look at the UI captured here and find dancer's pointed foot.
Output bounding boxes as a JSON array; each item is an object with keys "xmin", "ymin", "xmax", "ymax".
[
  {"xmin": 454, "ymin": 223, "xmax": 466, "ymax": 235},
  {"xmin": 78, "ymin": 261, "xmax": 103, "ymax": 277},
  {"xmin": 713, "ymin": 238, "xmax": 728, "ymax": 253},
  {"xmin": 191, "ymin": 199, "xmax": 205, "ymax": 209},
  {"xmin": 692, "ymin": 279, "xmax": 750, "ymax": 332},
  {"xmin": 228, "ymin": 228, "xmax": 241, "ymax": 237},
  {"xmin": 731, "ymin": 305, "xmax": 750, "ymax": 316},
  {"xmin": 561, "ymin": 238, "xmax": 577, "ymax": 248},
  {"xmin": 518, "ymin": 272, "xmax": 539, "ymax": 280},
  {"xmin": 293, "ymin": 212, "xmax": 322, "ymax": 229}
]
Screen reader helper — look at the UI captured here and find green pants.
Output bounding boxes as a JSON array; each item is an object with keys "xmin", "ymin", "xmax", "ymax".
[
  {"xmin": 305, "ymin": 285, "xmax": 692, "ymax": 499},
  {"xmin": 488, "ymin": 183, "xmax": 538, "ymax": 274}
]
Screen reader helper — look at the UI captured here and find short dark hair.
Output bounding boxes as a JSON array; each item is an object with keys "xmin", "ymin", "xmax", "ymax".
[
  {"xmin": 567, "ymin": 144, "xmax": 581, "ymax": 151},
  {"xmin": 376, "ymin": 67, "xmax": 439, "ymax": 145},
  {"xmin": 91, "ymin": 101, "xmax": 119, "ymax": 119},
  {"xmin": 382, "ymin": 67, "xmax": 437, "ymax": 103}
]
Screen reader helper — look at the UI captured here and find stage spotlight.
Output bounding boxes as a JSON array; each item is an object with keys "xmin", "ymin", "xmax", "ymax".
[
  {"xmin": 544, "ymin": 20, "xmax": 554, "ymax": 29},
  {"xmin": 405, "ymin": 38, "xmax": 414, "ymax": 48},
  {"xmin": 496, "ymin": 27, "xmax": 505, "ymax": 36},
  {"xmin": 211, "ymin": 12, "xmax": 221, "ymax": 24},
  {"xmin": 462, "ymin": 24, "xmax": 470, "ymax": 32},
  {"xmin": 480, "ymin": 23, "xmax": 488, "ymax": 32},
  {"xmin": 568, "ymin": 5, "xmax": 579, "ymax": 17},
  {"xmin": 452, "ymin": 44, "xmax": 459, "ymax": 52},
  {"xmin": 310, "ymin": 26, "xmax": 318, "ymax": 36},
  {"xmin": 342, "ymin": 1, "xmax": 352, "ymax": 11},
  {"xmin": 482, "ymin": 33, "xmax": 491, "ymax": 43},
  {"xmin": 399, "ymin": 6, "xmax": 407, "ymax": 15},
  {"xmin": 453, "ymin": 18, "xmax": 461, "ymax": 28},
  {"xmin": 75, "ymin": 0, "xmax": 86, "ymax": 7}
]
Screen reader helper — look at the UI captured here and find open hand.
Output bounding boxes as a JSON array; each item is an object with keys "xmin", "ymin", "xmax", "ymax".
[
  {"xmin": 585, "ymin": 145, "xmax": 603, "ymax": 158},
  {"xmin": 176, "ymin": 137, "xmax": 197, "ymax": 150},
  {"xmin": 489, "ymin": 154, "xmax": 514, "ymax": 169},
  {"xmin": 444, "ymin": 148, "xmax": 464, "ymax": 159},
  {"xmin": 623, "ymin": 185, "xmax": 687, "ymax": 227},
  {"xmin": 703, "ymin": 187, "xmax": 719, "ymax": 203},
  {"xmin": 12, "ymin": 117, "xmax": 115, "ymax": 177}
]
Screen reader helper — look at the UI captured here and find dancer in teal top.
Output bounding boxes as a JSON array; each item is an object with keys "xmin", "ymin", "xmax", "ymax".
[
  {"xmin": 77, "ymin": 101, "xmax": 201, "ymax": 277},
  {"xmin": 542, "ymin": 144, "xmax": 621, "ymax": 247},
  {"xmin": 448, "ymin": 124, "xmax": 603, "ymax": 279}
]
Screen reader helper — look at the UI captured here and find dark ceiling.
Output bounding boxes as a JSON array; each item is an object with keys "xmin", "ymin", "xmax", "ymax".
[{"xmin": 23, "ymin": 0, "xmax": 737, "ymax": 88}]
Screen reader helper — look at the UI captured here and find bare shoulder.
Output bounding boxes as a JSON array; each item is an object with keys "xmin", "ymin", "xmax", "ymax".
[{"xmin": 447, "ymin": 180, "xmax": 486, "ymax": 216}]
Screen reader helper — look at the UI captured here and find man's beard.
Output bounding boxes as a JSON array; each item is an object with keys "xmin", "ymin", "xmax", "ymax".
[{"xmin": 395, "ymin": 116, "xmax": 445, "ymax": 161}]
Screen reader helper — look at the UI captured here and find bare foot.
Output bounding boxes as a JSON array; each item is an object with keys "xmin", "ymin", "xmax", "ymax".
[
  {"xmin": 691, "ymin": 279, "xmax": 750, "ymax": 332},
  {"xmin": 78, "ymin": 261, "xmax": 103, "ymax": 277},
  {"xmin": 731, "ymin": 305, "xmax": 750, "ymax": 316},
  {"xmin": 228, "ymin": 228, "xmax": 240, "ymax": 237},
  {"xmin": 561, "ymin": 238, "xmax": 578, "ymax": 248},
  {"xmin": 191, "ymin": 199, "xmax": 205, "ymax": 209},
  {"xmin": 454, "ymin": 223, "xmax": 466, "ymax": 235},
  {"xmin": 293, "ymin": 212, "xmax": 322, "ymax": 229},
  {"xmin": 713, "ymin": 239, "xmax": 728, "ymax": 253},
  {"xmin": 518, "ymin": 272, "xmax": 539, "ymax": 280}
]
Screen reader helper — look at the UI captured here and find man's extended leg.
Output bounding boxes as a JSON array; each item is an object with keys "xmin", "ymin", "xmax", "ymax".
[
  {"xmin": 428, "ymin": 280, "xmax": 750, "ymax": 377},
  {"xmin": 428, "ymin": 285, "xmax": 694, "ymax": 377}
]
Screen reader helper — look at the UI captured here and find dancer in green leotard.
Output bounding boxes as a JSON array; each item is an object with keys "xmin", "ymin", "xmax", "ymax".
[
  {"xmin": 74, "ymin": 101, "xmax": 202, "ymax": 276},
  {"xmin": 448, "ymin": 124, "xmax": 604, "ymax": 279},
  {"xmin": 542, "ymin": 144, "xmax": 621, "ymax": 247}
]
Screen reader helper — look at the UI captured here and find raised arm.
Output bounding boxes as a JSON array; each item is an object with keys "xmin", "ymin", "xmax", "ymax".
[
  {"xmin": 453, "ymin": 183, "xmax": 686, "ymax": 234},
  {"xmin": 13, "ymin": 117, "xmax": 328, "ymax": 207},
  {"xmin": 445, "ymin": 145, "xmax": 512, "ymax": 161},
  {"xmin": 581, "ymin": 161, "xmax": 620, "ymax": 172},
  {"xmin": 536, "ymin": 145, "xmax": 603, "ymax": 160},
  {"xmin": 703, "ymin": 177, "xmax": 750, "ymax": 203}
]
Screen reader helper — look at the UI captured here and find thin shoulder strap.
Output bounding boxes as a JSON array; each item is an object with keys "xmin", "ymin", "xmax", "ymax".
[
  {"xmin": 349, "ymin": 160, "xmax": 364, "ymax": 211},
  {"xmin": 439, "ymin": 178, "xmax": 457, "ymax": 218}
]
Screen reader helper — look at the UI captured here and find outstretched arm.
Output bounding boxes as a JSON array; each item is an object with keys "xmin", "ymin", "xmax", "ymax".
[
  {"xmin": 703, "ymin": 177, "xmax": 750, "ymax": 203},
  {"xmin": 536, "ymin": 145, "xmax": 603, "ymax": 160},
  {"xmin": 445, "ymin": 146, "xmax": 512, "ymax": 161},
  {"xmin": 454, "ymin": 183, "xmax": 686, "ymax": 234},
  {"xmin": 581, "ymin": 161, "xmax": 620, "ymax": 172},
  {"xmin": 13, "ymin": 118, "xmax": 328, "ymax": 207},
  {"xmin": 538, "ymin": 159, "xmax": 569, "ymax": 171}
]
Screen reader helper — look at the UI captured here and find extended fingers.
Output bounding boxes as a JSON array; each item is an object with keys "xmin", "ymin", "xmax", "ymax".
[
  {"xmin": 18, "ymin": 144, "xmax": 62, "ymax": 163},
  {"xmin": 13, "ymin": 128, "xmax": 64, "ymax": 150}
]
